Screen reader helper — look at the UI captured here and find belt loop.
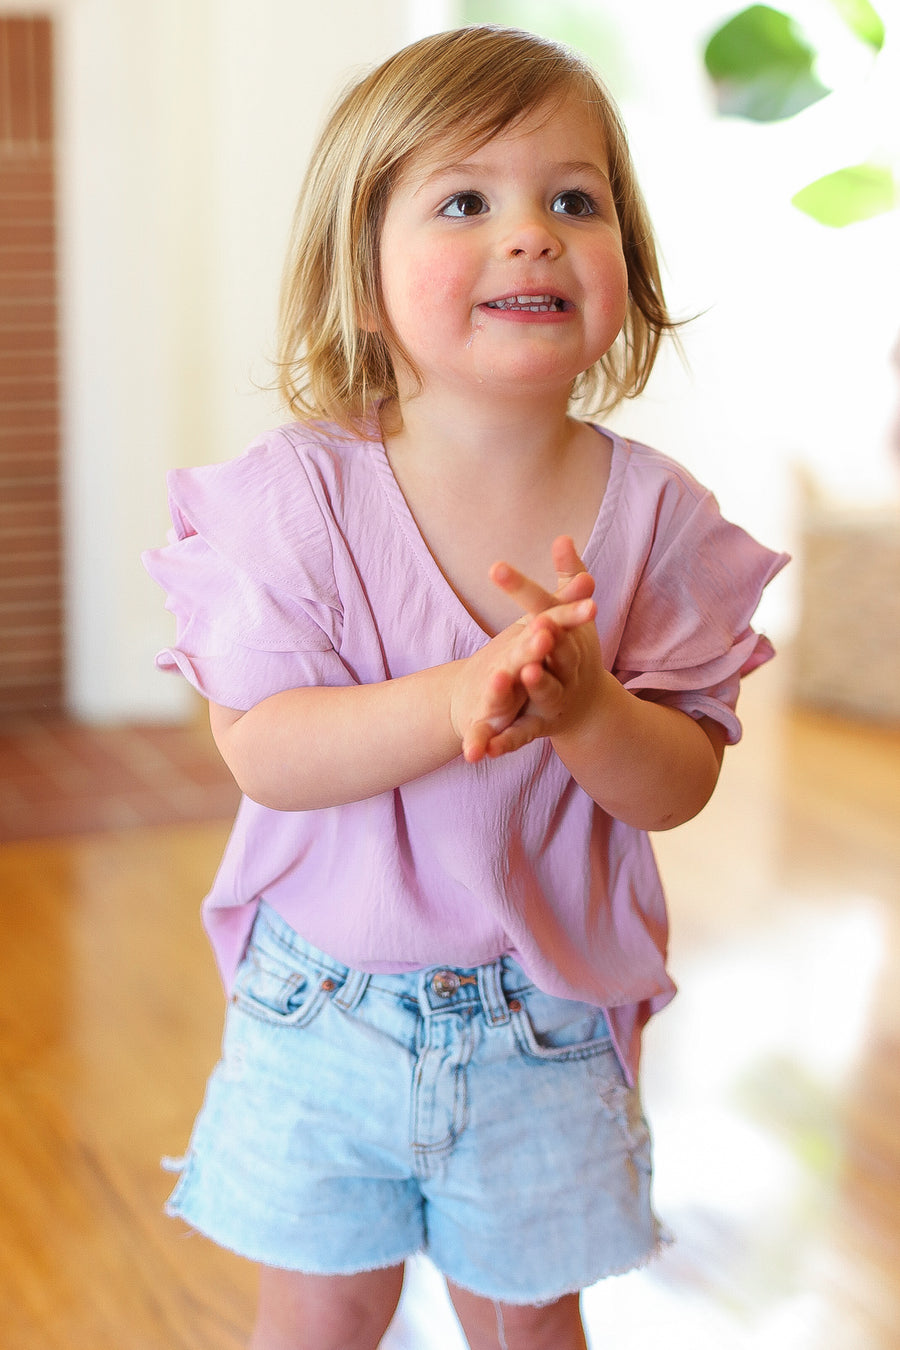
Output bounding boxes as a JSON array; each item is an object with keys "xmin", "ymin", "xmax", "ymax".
[
  {"xmin": 477, "ymin": 961, "xmax": 509, "ymax": 1026},
  {"xmin": 333, "ymin": 969, "xmax": 370, "ymax": 1013}
]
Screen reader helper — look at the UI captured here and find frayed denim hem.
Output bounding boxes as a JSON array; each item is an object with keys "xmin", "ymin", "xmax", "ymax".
[{"xmin": 426, "ymin": 1221, "xmax": 674, "ymax": 1309}]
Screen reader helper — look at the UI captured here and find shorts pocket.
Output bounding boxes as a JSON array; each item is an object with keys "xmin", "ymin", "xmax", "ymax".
[
  {"xmin": 509, "ymin": 986, "xmax": 613, "ymax": 1063},
  {"xmin": 588, "ymin": 1053, "xmax": 654, "ymax": 1175},
  {"xmin": 230, "ymin": 944, "xmax": 332, "ymax": 1029}
]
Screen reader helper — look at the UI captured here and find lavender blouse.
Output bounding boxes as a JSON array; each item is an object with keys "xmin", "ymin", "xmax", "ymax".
[{"xmin": 143, "ymin": 422, "xmax": 788, "ymax": 1082}]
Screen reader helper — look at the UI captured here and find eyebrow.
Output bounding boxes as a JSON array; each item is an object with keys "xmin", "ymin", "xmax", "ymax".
[{"xmin": 416, "ymin": 158, "xmax": 611, "ymax": 192}]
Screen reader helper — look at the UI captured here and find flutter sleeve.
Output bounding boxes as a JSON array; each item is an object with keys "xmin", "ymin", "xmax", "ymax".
[
  {"xmin": 142, "ymin": 438, "xmax": 355, "ymax": 710},
  {"xmin": 613, "ymin": 484, "xmax": 789, "ymax": 744}
]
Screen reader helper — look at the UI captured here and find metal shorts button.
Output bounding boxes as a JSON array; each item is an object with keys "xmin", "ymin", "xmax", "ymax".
[{"xmin": 431, "ymin": 970, "xmax": 460, "ymax": 998}]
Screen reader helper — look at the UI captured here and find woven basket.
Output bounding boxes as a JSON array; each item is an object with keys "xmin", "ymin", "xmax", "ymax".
[{"xmin": 793, "ymin": 485, "xmax": 900, "ymax": 722}]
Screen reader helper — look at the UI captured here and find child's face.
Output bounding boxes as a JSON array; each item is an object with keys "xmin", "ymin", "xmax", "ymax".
[{"xmin": 377, "ymin": 92, "xmax": 629, "ymax": 407}]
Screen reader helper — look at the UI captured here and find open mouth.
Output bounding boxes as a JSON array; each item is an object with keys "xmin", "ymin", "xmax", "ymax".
[{"xmin": 484, "ymin": 294, "xmax": 568, "ymax": 313}]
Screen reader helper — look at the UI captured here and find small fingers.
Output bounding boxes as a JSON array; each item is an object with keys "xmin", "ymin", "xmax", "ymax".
[
  {"xmin": 552, "ymin": 537, "xmax": 595, "ymax": 607},
  {"xmin": 530, "ymin": 597, "xmax": 595, "ymax": 633},
  {"xmin": 481, "ymin": 711, "xmax": 547, "ymax": 760},
  {"xmin": 551, "ymin": 534, "xmax": 586, "ymax": 585},
  {"xmin": 462, "ymin": 723, "xmax": 495, "ymax": 763},
  {"xmin": 464, "ymin": 708, "xmax": 540, "ymax": 762},
  {"xmin": 490, "ymin": 561, "xmax": 557, "ymax": 618},
  {"xmin": 554, "ymin": 570, "xmax": 595, "ymax": 605},
  {"xmin": 491, "ymin": 549, "xmax": 595, "ymax": 620},
  {"xmin": 520, "ymin": 658, "xmax": 562, "ymax": 703}
]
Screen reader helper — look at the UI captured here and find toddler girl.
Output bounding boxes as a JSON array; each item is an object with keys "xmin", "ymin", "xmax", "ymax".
[{"xmin": 145, "ymin": 25, "xmax": 788, "ymax": 1350}]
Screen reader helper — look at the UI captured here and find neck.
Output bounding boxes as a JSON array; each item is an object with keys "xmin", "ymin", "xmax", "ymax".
[{"xmin": 381, "ymin": 385, "xmax": 580, "ymax": 488}]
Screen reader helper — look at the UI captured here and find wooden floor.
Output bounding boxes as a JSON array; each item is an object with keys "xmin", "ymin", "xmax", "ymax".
[
  {"xmin": 0, "ymin": 712, "xmax": 239, "ymax": 841},
  {"xmin": 1, "ymin": 662, "xmax": 898, "ymax": 1349}
]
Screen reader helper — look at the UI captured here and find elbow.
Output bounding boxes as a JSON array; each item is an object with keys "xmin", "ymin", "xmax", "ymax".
[
  {"xmin": 228, "ymin": 760, "xmax": 358, "ymax": 813},
  {"xmin": 649, "ymin": 794, "xmax": 712, "ymax": 832},
  {"xmin": 651, "ymin": 716, "xmax": 727, "ymax": 830},
  {"xmin": 648, "ymin": 765, "xmax": 720, "ymax": 832},
  {"xmin": 238, "ymin": 781, "xmax": 306, "ymax": 813},
  {"xmin": 211, "ymin": 708, "xmax": 310, "ymax": 811},
  {"xmin": 228, "ymin": 761, "xmax": 319, "ymax": 812},
  {"xmin": 213, "ymin": 743, "xmax": 305, "ymax": 812}
]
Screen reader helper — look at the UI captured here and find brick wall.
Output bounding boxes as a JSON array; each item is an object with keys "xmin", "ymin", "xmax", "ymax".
[{"xmin": 0, "ymin": 16, "xmax": 62, "ymax": 716}]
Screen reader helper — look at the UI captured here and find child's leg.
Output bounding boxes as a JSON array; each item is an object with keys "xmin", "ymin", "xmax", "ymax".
[
  {"xmin": 249, "ymin": 1264, "xmax": 405, "ymax": 1350},
  {"xmin": 447, "ymin": 1282, "xmax": 588, "ymax": 1350}
]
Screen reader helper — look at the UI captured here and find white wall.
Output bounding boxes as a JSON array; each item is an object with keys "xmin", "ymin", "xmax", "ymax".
[
  {"xmin": 7, "ymin": 0, "xmax": 897, "ymax": 719},
  {"xmin": 46, "ymin": 0, "xmax": 415, "ymax": 721}
]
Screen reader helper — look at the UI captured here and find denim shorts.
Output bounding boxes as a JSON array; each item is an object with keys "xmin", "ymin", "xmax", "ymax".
[{"xmin": 166, "ymin": 902, "xmax": 667, "ymax": 1305}]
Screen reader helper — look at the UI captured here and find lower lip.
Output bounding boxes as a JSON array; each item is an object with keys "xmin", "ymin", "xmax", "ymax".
[{"xmin": 478, "ymin": 303, "xmax": 571, "ymax": 324}]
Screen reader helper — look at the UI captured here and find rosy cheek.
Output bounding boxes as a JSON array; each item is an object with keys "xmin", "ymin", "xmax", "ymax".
[
  {"xmin": 408, "ymin": 245, "xmax": 471, "ymax": 308},
  {"xmin": 592, "ymin": 251, "xmax": 629, "ymax": 317}
]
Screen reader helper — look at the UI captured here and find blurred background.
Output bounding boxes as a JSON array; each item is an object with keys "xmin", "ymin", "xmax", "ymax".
[
  {"xmin": 1, "ymin": 0, "xmax": 897, "ymax": 728},
  {"xmin": 1, "ymin": 2, "xmax": 899, "ymax": 1348}
]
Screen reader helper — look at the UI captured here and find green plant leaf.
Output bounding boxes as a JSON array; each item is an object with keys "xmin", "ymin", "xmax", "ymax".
[
  {"xmin": 704, "ymin": 4, "xmax": 831, "ymax": 121},
  {"xmin": 791, "ymin": 163, "xmax": 897, "ymax": 225},
  {"xmin": 828, "ymin": 0, "xmax": 886, "ymax": 51}
]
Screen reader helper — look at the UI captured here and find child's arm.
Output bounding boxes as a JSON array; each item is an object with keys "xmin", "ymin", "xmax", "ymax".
[
  {"xmin": 208, "ymin": 591, "xmax": 595, "ymax": 811},
  {"xmin": 481, "ymin": 536, "xmax": 726, "ymax": 832}
]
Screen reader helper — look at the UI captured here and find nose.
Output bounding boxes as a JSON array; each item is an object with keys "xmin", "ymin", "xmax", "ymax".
[{"xmin": 501, "ymin": 211, "xmax": 561, "ymax": 261}]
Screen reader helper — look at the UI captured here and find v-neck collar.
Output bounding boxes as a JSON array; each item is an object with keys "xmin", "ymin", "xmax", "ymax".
[{"xmin": 366, "ymin": 424, "xmax": 628, "ymax": 641}]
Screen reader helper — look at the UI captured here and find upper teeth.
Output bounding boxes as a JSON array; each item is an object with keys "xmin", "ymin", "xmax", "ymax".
[{"xmin": 487, "ymin": 294, "xmax": 561, "ymax": 312}]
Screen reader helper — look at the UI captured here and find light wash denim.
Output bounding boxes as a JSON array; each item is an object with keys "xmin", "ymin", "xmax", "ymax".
[{"xmin": 166, "ymin": 902, "xmax": 666, "ymax": 1304}]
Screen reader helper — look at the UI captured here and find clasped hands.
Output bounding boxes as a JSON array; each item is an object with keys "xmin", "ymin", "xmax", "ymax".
[{"xmin": 452, "ymin": 535, "xmax": 605, "ymax": 764}]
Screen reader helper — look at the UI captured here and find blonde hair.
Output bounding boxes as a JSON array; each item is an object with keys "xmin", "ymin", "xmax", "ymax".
[{"xmin": 277, "ymin": 25, "xmax": 677, "ymax": 432}]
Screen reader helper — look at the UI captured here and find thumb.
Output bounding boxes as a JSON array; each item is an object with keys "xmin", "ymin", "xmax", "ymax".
[{"xmin": 552, "ymin": 536, "xmax": 593, "ymax": 600}]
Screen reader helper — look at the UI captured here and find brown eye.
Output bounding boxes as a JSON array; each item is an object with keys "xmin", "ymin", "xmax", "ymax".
[
  {"xmin": 551, "ymin": 191, "xmax": 596, "ymax": 217},
  {"xmin": 441, "ymin": 192, "xmax": 487, "ymax": 218}
]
